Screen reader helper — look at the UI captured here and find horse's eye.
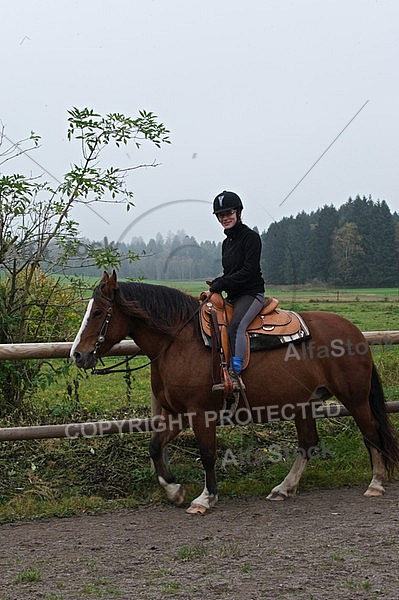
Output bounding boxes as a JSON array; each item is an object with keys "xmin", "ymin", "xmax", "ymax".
[{"xmin": 92, "ymin": 309, "xmax": 102, "ymax": 318}]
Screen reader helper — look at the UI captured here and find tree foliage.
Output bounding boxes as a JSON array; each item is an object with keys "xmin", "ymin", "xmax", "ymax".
[
  {"xmin": 0, "ymin": 108, "xmax": 170, "ymax": 414},
  {"xmin": 261, "ymin": 196, "xmax": 398, "ymax": 286},
  {"xmin": 332, "ymin": 222, "xmax": 364, "ymax": 286}
]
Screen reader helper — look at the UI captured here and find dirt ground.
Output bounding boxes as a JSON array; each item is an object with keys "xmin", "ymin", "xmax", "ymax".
[{"xmin": 1, "ymin": 481, "xmax": 399, "ymax": 600}]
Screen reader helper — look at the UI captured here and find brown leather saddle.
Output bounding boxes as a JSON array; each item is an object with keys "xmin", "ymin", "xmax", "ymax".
[{"xmin": 199, "ymin": 292, "xmax": 310, "ymax": 370}]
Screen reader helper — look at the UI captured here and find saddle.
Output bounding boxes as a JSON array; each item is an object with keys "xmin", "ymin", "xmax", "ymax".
[{"xmin": 199, "ymin": 292, "xmax": 311, "ymax": 371}]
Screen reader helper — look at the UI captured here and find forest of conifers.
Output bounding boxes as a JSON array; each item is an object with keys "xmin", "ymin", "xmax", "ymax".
[{"xmin": 81, "ymin": 195, "xmax": 398, "ymax": 287}]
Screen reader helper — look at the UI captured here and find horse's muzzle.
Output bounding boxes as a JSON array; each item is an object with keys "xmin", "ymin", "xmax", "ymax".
[{"xmin": 72, "ymin": 349, "xmax": 97, "ymax": 370}]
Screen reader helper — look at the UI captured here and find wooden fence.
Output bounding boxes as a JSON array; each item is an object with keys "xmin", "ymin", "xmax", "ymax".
[{"xmin": 0, "ymin": 331, "xmax": 398, "ymax": 442}]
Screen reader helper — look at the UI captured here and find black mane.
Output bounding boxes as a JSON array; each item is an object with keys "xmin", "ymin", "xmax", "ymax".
[{"xmin": 94, "ymin": 281, "xmax": 201, "ymax": 336}]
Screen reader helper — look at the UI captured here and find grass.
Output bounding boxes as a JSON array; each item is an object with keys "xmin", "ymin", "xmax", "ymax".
[
  {"xmin": 176, "ymin": 543, "xmax": 208, "ymax": 561},
  {"xmin": 81, "ymin": 578, "xmax": 121, "ymax": 597},
  {"xmin": 162, "ymin": 582, "xmax": 182, "ymax": 594},
  {"xmin": 0, "ymin": 287, "xmax": 398, "ymax": 522},
  {"xmin": 1, "ymin": 415, "xmax": 397, "ymax": 523},
  {"xmin": 148, "ymin": 280, "xmax": 399, "ymax": 305},
  {"xmin": 15, "ymin": 568, "xmax": 43, "ymax": 583}
]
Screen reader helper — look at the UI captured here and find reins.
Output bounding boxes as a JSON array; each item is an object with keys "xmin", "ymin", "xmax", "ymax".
[{"xmin": 91, "ymin": 352, "xmax": 145, "ymax": 375}]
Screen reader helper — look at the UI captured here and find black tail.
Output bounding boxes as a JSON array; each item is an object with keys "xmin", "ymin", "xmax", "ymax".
[{"xmin": 369, "ymin": 363, "xmax": 399, "ymax": 477}]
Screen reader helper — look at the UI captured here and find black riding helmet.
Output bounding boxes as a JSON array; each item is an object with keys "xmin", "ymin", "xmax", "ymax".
[{"xmin": 213, "ymin": 191, "xmax": 243, "ymax": 215}]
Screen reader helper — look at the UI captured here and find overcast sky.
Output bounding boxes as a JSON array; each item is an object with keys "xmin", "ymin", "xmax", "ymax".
[{"xmin": 2, "ymin": 0, "xmax": 398, "ymax": 244}]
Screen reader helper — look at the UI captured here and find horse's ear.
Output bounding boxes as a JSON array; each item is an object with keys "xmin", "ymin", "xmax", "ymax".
[
  {"xmin": 99, "ymin": 271, "xmax": 110, "ymax": 284},
  {"xmin": 98, "ymin": 271, "xmax": 118, "ymax": 298},
  {"xmin": 109, "ymin": 270, "xmax": 118, "ymax": 291}
]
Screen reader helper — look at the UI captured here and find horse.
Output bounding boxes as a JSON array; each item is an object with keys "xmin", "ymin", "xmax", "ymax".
[{"xmin": 71, "ymin": 271, "xmax": 399, "ymax": 514}]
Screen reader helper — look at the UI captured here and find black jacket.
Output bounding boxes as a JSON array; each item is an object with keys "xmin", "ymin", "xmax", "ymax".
[{"xmin": 210, "ymin": 222, "xmax": 265, "ymax": 301}]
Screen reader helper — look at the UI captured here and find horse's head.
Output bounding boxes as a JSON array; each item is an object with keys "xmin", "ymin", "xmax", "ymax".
[{"xmin": 71, "ymin": 270, "xmax": 128, "ymax": 369}]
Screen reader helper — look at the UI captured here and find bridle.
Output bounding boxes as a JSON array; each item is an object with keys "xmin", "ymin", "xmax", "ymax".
[
  {"xmin": 90, "ymin": 302, "xmax": 143, "ymax": 375},
  {"xmin": 93, "ymin": 306, "xmax": 113, "ymax": 359}
]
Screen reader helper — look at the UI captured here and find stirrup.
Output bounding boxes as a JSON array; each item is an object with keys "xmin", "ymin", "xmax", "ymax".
[
  {"xmin": 229, "ymin": 372, "xmax": 246, "ymax": 391},
  {"xmin": 212, "ymin": 373, "xmax": 245, "ymax": 393},
  {"xmin": 212, "ymin": 382, "xmax": 225, "ymax": 392}
]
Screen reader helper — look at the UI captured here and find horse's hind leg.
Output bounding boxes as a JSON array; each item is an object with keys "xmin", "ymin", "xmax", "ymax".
[
  {"xmin": 267, "ymin": 405, "xmax": 319, "ymax": 500},
  {"xmin": 149, "ymin": 409, "xmax": 185, "ymax": 506},
  {"xmin": 336, "ymin": 364, "xmax": 399, "ymax": 497},
  {"xmin": 339, "ymin": 406, "xmax": 388, "ymax": 496},
  {"xmin": 347, "ymin": 409, "xmax": 392, "ymax": 497},
  {"xmin": 364, "ymin": 448, "xmax": 387, "ymax": 496}
]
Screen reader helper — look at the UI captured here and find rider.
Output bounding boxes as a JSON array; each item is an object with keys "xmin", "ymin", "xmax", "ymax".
[{"xmin": 209, "ymin": 191, "xmax": 265, "ymax": 391}]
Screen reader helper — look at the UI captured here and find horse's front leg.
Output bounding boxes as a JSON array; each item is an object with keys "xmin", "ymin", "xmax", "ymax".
[
  {"xmin": 186, "ymin": 415, "xmax": 218, "ymax": 514},
  {"xmin": 149, "ymin": 409, "xmax": 185, "ymax": 506}
]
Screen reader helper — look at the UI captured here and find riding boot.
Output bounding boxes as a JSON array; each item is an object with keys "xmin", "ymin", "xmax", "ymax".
[{"xmin": 211, "ymin": 355, "xmax": 246, "ymax": 394}]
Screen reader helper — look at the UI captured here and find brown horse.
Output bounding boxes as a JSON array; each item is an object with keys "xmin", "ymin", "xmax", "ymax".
[{"xmin": 71, "ymin": 272, "xmax": 399, "ymax": 514}]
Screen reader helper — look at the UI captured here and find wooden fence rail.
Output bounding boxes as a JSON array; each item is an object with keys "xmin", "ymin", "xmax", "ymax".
[
  {"xmin": 0, "ymin": 330, "xmax": 398, "ymax": 442},
  {"xmin": 0, "ymin": 340, "xmax": 140, "ymax": 360},
  {"xmin": 0, "ymin": 331, "xmax": 398, "ymax": 361},
  {"xmin": 1, "ymin": 403, "xmax": 399, "ymax": 442}
]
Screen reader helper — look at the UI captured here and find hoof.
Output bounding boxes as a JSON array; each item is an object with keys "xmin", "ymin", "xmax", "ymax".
[
  {"xmin": 186, "ymin": 503, "xmax": 208, "ymax": 515},
  {"xmin": 364, "ymin": 486, "xmax": 385, "ymax": 497},
  {"xmin": 173, "ymin": 485, "xmax": 186, "ymax": 506},
  {"xmin": 267, "ymin": 491, "xmax": 288, "ymax": 501}
]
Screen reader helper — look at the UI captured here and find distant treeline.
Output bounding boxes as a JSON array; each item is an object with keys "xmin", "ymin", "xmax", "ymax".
[
  {"xmin": 262, "ymin": 195, "xmax": 399, "ymax": 286},
  {"xmin": 77, "ymin": 195, "xmax": 398, "ymax": 287}
]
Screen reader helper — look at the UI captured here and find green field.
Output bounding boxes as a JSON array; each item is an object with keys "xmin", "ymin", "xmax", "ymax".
[
  {"xmin": 130, "ymin": 279, "xmax": 399, "ymax": 301},
  {"xmin": 0, "ymin": 285, "xmax": 398, "ymax": 522}
]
